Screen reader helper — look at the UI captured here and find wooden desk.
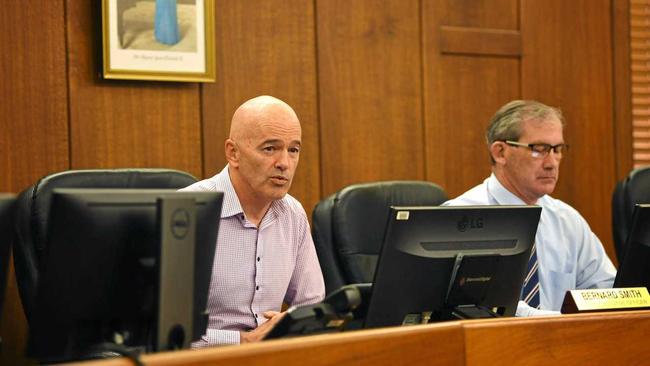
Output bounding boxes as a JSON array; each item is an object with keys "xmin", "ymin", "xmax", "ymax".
[{"xmin": 69, "ymin": 311, "xmax": 650, "ymax": 366}]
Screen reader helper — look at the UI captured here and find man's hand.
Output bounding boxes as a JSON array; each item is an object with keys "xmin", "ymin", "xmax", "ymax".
[{"xmin": 239, "ymin": 311, "xmax": 287, "ymax": 343}]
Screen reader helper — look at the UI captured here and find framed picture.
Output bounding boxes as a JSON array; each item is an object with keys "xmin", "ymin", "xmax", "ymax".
[{"xmin": 101, "ymin": 0, "xmax": 216, "ymax": 82}]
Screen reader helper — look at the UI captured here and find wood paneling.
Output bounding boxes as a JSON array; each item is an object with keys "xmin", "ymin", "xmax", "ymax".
[
  {"xmin": 67, "ymin": 322, "xmax": 464, "ymax": 366},
  {"xmin": 439, "ymin": 26, "xmax": 521, "ymax": 57},
  {"xmin": 438, "ymin": 0, "xmax": 519, "ymax": 29},
  {"xmin": 613, "ymin": 0, "xmax": 633, "ymax": 180},
  {"xmin": 0, "ymin": 1, "xmax": 70, "ymax": 193},
  {"xmin": 521, "ymin": 0, "xmax": 617, "ymax": 259},
  {"xmin": 201, "ymin": 0, "xmax": 320, "ymax": 212},
  {"xmin": 0, "ymin": 2, "xmax": 69, "ymax": 365},
  {"xmin": 68, "ymin": 311, "xmax": 650, "ymax": 366},
  {"xmin": 464, "ymin": 311, "xmax": 650, "ymax": 365},
  {"xmin": 316, "ymin": 0, "xmax": 425, "ymax": 196},
  {"xmin": 66, "ymin": 1, "xmax": 203, "ymax": 178},
  {"xmin": 423, "ymin": 0, "xmax": 520, "ymax": 197}
]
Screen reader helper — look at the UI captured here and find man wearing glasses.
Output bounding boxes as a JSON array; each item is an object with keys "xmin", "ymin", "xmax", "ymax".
[{"xmin": 444, "ymin": 100, "xmax": 616, "ymax": 316}]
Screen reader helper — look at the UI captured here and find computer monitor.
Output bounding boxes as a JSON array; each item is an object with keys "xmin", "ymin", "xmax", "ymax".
[
  {"xmin": 0, "ymin": 194, "xmax": 16, "ymax": 325},
  {"xmin": 364, "ymin": 205, "xmax": 541, "ymax": 328},
  {"xmin": 614, "ymin": 204, "xmax": 650, "ymax": 288},
  {"xmin": 28, "ymin": 189, "xmax": 223, "ymax": 363}
]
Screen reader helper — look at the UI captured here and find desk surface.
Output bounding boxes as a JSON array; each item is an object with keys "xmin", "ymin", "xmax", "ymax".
[{"xmin": 70, "ymin": 311, "xmax": 650, "ymax": 366}]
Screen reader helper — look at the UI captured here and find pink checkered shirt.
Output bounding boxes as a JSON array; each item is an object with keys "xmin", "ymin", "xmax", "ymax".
[{"xmin": 181, "ymin": 166, "xmax": 325, "ymax": 346}]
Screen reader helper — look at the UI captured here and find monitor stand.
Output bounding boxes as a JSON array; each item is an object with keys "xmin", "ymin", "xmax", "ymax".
[
  {"xmin": 443, "ymin": 304, "xmax": 501, "ymax": 320},
  {"xmin": 442, "ymin": 254, "xmax": 503, "ymax": 320}
]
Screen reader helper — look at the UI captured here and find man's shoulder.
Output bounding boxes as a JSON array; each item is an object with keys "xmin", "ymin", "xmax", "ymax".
[
  {"xmin": 276, "ymin": 193, "xmax": 308, "ymax": 218},
  {"xmin": 539, "ymin": 195, "xmax": 579, "ymax": 214},
  {"xmin": 179, "ymin": 173, "xmax": 223, "ymax": 192},
  {"xmin": 538, "ymin": 195, "xmax": 587, "ymax": 225},
  {"xmin": 444, "ymin": 182, "xmax": 490, "ymax": 206}
]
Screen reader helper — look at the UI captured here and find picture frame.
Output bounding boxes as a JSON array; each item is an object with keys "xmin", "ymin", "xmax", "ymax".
[{"xmin": 101, "ymin": 0, "xmax": 215, "ymax": 82}]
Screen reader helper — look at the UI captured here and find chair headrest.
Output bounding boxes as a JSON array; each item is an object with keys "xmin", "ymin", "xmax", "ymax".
[
  {"xmin": 332, "ymin": 180, "xmax": 448, "ymax": 256},
  {"xmin": 625, "ymin": 167, "xmax": 650, "ymax": 211}
]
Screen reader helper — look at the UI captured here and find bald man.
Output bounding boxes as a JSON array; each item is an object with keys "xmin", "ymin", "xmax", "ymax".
[{"xmin": 181, "ymin": 96, "xmax": 325, "ymax": 346}]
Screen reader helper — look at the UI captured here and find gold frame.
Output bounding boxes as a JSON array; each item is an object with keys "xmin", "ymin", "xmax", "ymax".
[{"xmin": 101, "ymin": 0, "xmax": 215, "ymax": 82}]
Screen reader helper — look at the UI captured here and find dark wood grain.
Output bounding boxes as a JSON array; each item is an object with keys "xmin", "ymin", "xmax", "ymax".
[
  {"xmin": 521, "ymin": 0, "xmax": 618, "ymax": 260},
  {"xmin": 0, "ymin": 2, "xmax": 69, "ymax": 365},
  {"xmin": 613, "ymin": 0, "xmax": 633, "ymax": 184},
  {"xmin": 0, "ymin": 1, "xmax": 70, "ymax": 193},
  {"xmin": 423, "ymin": 0, "xmax": 520, "ymax": 197},
  {"xmin": 317, "ymin": 0, "xmax": 425, "ymax": 197},
  {"xmin": 439, "ymin": 26, "xmax": 521, "ymax": 57},
  {"xmin": 66, "ymin": 1, "xmax": 203, "ymax": 179}
]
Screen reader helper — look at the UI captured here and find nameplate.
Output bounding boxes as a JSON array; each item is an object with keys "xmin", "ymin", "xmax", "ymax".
[{"xmin": 561, "ymin": 287, "xmax": 650, "ymax": 314}]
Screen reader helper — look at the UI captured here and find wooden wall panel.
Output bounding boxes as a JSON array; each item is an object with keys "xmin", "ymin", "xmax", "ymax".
[
  {"xmin": 66, "ymin": 1, "xmax": 203, "ymax": 179},
  {"xmin": 0, "ymin": 2, "xmax": 70, "ymax": 193},
  {"xmin": 521, "ymin": 0, "xmax": 618, "ymax": 259},
  {"xmin": 317, "ymin": 0, "xmax": 425, "ymax": 197},
  {"xmin": 201, "ymin": 0, "xmax": 320, "ymax": 212},
  {"xmin": 439, "ymin": 0, "xmax": 519, "ymax": 29},
  {"xmin": 0, "ymin": 2, "xmax": 70, "ymax": 365},
  {"xmin": 423, "ymin": 0, "xmax": 520, "ymax": 197},
  {"xmin": 613, "ymin": 0, "xmax": 633, "ymax": 180}
]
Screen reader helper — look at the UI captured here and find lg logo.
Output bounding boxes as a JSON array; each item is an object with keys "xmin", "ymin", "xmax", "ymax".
[{"xmin": 456, "ymin": 215, "xmax": 483, "ymax": 232}]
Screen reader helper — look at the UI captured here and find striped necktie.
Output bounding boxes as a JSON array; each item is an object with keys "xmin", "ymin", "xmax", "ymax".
[{"xmin": 521, "ymin": 243, "xmax": 540, "ymax": 308}]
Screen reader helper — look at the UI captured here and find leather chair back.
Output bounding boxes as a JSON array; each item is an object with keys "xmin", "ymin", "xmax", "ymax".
[
  {"xmin": 612, "ymin": 166, "xmax": 650, "ymax": 263},
  {"xmin": 12, "ymin": 169, "xmax": 197, "ymax": 321},
  {"xmin": 0, "ymin": 194, "xmax": 17, "ymax": 320},
  {"xmin": 312, "ymin": 181, "xmax": 448, "ymax": 294}
]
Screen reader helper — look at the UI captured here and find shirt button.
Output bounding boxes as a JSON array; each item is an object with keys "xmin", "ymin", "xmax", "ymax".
[
  {"xmin": 257, "ymin": 257, "xmax": 260, "ymax": 262},
  {"xmin": 254, "ymin": 313, "xmax": 258, "ymax": 318},
  {"xmin": 256, "ymin": 285, "xmax": 260, "ymax": 290}
]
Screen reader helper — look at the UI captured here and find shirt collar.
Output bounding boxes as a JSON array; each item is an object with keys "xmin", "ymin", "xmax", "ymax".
[
  {"xmin": 212, "ymin": 166, "xmax": 244, "ymax": 218},
  {"xmin": 215, "ymin": 165, "xmax": 283, "ymax": 223},
  {"xmin": 487, "ymin": 173, "xmax": 531, "ymax": 205}
]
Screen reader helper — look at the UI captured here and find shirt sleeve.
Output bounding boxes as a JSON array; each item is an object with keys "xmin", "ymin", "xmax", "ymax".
[
  {"xmin": 283, "ymin": 210, "xmax": 325, "ymax": 306},
  {"xmin": 574, "ymin": 214, "xmax": 616, "ymax": 289},
  {"xmin": 191, "ymin": 329, "xmax": 241, "ymax": 348},
  {"xmin": 515, "ymin": 301, "xmax": 561, "ymax": 317}
]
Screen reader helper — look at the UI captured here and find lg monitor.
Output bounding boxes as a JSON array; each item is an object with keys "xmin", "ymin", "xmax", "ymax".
[
  {"xmin": 364, "ymin": 205, "xmax": 541, "ymax": 328},
  {"xmin": 28, "ymin": 189, "xmax": 223, "ymax": 363},
  {"xmin": 615, "ymin": 204, "xmax": 650, "ymax": 288}
]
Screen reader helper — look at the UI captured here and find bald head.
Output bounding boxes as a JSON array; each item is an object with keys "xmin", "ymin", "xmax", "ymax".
[
  {"xmin": 229, "ymin": 95, "xmax": 300, "ymax": 141},
  {"xmin": 224, "ymin": 96, "xmax": 303, "ymax": 215}
]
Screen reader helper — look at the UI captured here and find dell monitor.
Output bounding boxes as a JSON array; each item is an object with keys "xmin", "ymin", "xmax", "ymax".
[
  {"xmin": 28, "ymin": 189, "xmax": 223, "ymax": 363},
  {"xmin": 614, "ymin": 204, "xmax": 650, "ymax": 289},
  {"xmin": 364, "ymin": 205, "xmax": 541, "ymax": 328}
]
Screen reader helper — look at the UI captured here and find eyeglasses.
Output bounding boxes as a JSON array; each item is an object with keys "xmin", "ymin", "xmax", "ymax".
[{"xmin": 504, "ymin": 140, "xmax": 569, "ymax": 158}]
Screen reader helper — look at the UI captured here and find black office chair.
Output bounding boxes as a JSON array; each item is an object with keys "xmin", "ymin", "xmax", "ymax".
[
  {"xmin": 0, "ymin": 194, "xmax": 17, "ymax": 323},
  {"xmin": 612, "ymin": 166, "xmax": 650, "ymax": 263},
  {"xmin": 12, "ymin": 169, "xmax": 198, "ymax": 322},
  {"xmin": 312, "ymin": 181, "xmax": 448, "ymax": 295}
]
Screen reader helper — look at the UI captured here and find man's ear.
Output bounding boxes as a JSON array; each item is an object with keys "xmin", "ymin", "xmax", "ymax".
[
  {"xmin": 490, "ymin": 141, "xmax": 507, "ymax": 165},
  {"xmin": 225, "ymin": 139, "xmax": 239, "ymax": 167}
]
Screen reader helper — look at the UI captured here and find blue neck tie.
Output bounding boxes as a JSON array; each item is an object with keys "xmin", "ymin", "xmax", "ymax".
[{"xmin": 521, "ymin": 243, "xmax": 540, "ymax": 308}]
